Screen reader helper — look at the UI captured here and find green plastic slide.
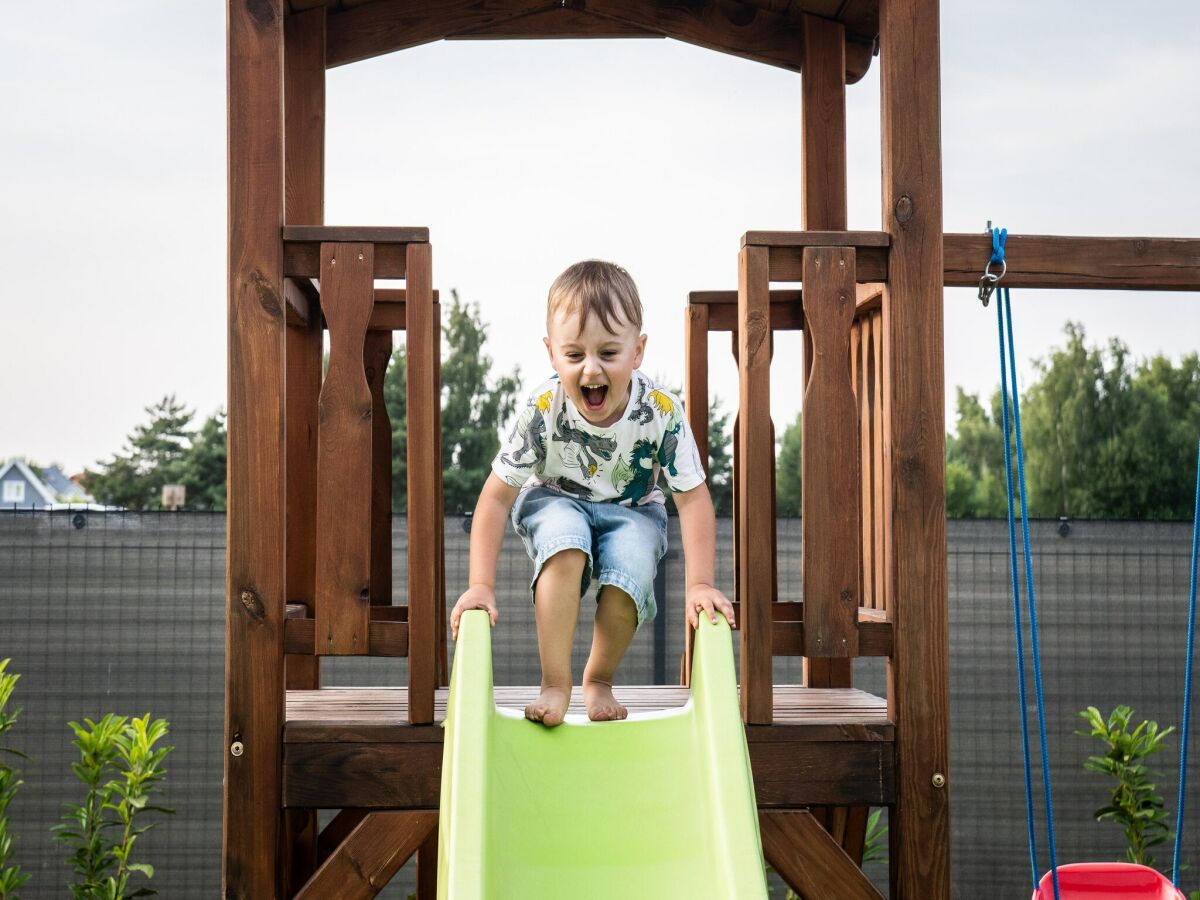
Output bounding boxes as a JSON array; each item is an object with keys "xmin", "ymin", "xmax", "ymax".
[{"xmin": 438, "ymin": 610, "xmax": 768, "ymax": 899}]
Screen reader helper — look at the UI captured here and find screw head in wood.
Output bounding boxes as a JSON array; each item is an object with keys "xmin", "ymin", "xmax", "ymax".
[
  {"xmin": 230, "ymin": 741, "xmax": 244, "ymax": 757},
  {"xmin": 931, "ymin": 772, "xmax": 946, "ymax": 789}
]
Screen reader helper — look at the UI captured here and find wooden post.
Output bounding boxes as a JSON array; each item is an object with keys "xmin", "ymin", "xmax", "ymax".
[
  {"xmin": 682, "ymin": 302, "xmax": 709, "ymax": 685},
  {"xmin": 406, "ymin": 242, "xmax": 438, "ymax": 723},
  {"xmin": 737, "ymin": 244, "xmax": 773, "ymax": 724},
  {"xmin": 225, "ymin": 1, "xmax": 285, "ymax": 895},
  {"xmin": 880, "ymin": 0, "xmax": 951, "ymax": 894},
  {"xmin": 365, "ymin": 330, "xmax": 394, "ymax": 606},
  {"xmin": 281, "ymin": 7, "xmax": 324, "ymax": 890}
]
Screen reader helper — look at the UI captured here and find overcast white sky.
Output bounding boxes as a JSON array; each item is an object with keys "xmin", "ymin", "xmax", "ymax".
[{"xmin": 2, "ymin": 2, "xmax": 1197, "ymax": 473}]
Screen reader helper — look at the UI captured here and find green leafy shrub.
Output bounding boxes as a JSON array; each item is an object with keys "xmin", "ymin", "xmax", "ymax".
[
  {"xmin": 0, "ymin": 660, "xmax": 30, "ymax": 898},
  {"xmin": 1078, "ymin": 705, "xmax": 1174, "ymax": 869},
  {"xmin": 53, "ymin": 714, "xmax": 174, "ymax": 899}
]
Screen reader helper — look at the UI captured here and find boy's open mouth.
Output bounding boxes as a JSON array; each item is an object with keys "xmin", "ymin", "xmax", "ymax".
[{"xmin": 581, "ymin": 384, "xmax": 608, "ymax": 411}]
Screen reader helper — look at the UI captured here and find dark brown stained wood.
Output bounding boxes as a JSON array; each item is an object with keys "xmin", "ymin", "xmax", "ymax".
[
  {"xmin": 294, "ymin": 810, "xmax": 437, "ymax": 899},
  {"xmin": 281, "ymin": 9, "xmax": 326, "ymax": 891},
  {"xmin": 744, "ymin": 230, "xmax": 890, "ymax": 248},
  {"xmin": 801, "ymin": 13, "xmax": 847, "ymax": 231},
  {"xmin": 315, "ymin": 242, "xmax": 374, "ymax": 655},
  {"xmin": 326, "ymin": 1, "xmax": 553, "ymax": 67},
  {"xmin": 943, "ymin": 232, "xmax": 1200, "ymax": 291},
  {"xmin": 801, "ymin": 247, "xmax": 861, "ymax": 657},
  {"xmin": 226, "ymin": 1, "xmax": 286, "ymax": 896},
  {"xmin": 727, "ymin": 601, "xmax": 891, "ymax": 656},
  {"xmin": 449, "ymin": 4, "xmax": 662, "ymax": 39},
  {"xmin": 856, "ymin": 282, "xmax": 884, "ymax": 313},
  {"xmin": 760, "ymin": 811, "xmax": 885, "ymax": 899},
  {"xmin": 416, "ymin": 827, "xmax": 438, "ymax": 899},
  {"xmin": 690, "ymin": 289, "xmax": 805, "ymax": 332},
  {"xmin": 771, "ymin": 244, "xmax": 888, "ymax": 282},
  {"xmin": 681, "ymin": 302, "xmax": 709, "ymax": 686},
  {"xmin": 405, "ymin": 242, "xmax": 438, "ymax": 723},
  {"xmin": 434, "ymin": 299, "xmax": 449, "ymax": 687},
  {"xmin": 852, "ymin": 319, "xmax": 872, "ymax": 613},
  {"xmin": 285, "ymin": 239, "xmax": 410, "ymax": 278},
  {"xmin": 317, "ymin": 808, "xmax": 368, "ymax": 864},
  {"xmin": 284, "ymin": 617, "xmax": 409, "ymax": 656},
  {"xmin": 871, "ymin": 310, "xmax": 888, "ymax": 613},
  {"xmin": 284, "ymin": 685, "xmax": 890, "ymax": 742},
  {"xmin": 841, "ymin": 804, "xmax": 871, "ymax": 866},
  {"xmin": 284, "ymin": 732, "xmax": 893, "ymax": 808},
  {"xmin": 738, "ymin": 244, "xmax": 773, "ymax": 724},
  {"xmin": 284, "ymin": 225, "xmax": 430, "ymax": 243},
  {"xmin": 365, "ymin": 331, "xmax": 393, "ymax": 605},
  {"xmin": 881, "ymin": 0, "xmax": 951, "ymax": 892}
]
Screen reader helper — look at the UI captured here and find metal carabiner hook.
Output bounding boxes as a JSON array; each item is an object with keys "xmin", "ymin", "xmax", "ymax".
[{"xmin": 979, "ymin": 223, "xmax": 1008, "ymax": 306}]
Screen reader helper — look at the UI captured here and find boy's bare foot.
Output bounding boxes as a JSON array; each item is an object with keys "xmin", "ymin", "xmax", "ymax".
[
  {"xmin": 583, "ymin": 679, "xmax": 628, "ymax": 722},
  {"xmin": 525, "ymin": 686, "xmax": 571, "ymax": 727}
]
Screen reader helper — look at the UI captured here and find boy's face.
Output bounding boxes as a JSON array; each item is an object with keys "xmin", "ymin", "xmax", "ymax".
[{"xmin": 544, "ymin": 307, "xmax": 646, "ymax": 427}]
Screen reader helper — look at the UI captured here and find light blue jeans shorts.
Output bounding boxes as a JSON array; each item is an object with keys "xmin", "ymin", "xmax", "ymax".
[{"xmin": 511, "ymin": 486, "xmax": 669, "ymax": 629}]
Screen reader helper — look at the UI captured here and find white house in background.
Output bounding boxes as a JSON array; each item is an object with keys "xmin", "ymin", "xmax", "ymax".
[{"xmin": 0, "ymin": 459, "xmax": 94, "ymax": 507}]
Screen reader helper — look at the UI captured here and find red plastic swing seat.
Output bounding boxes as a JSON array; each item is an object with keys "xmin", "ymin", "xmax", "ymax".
[{"xmin": 1032, "ymin": 863, "xmax": 1186, "ymax": 899}]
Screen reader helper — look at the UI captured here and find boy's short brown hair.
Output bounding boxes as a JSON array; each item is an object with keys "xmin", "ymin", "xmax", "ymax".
[{"xmin": 547, "ymin": 260, "xmax": 643, "ymax": 335}]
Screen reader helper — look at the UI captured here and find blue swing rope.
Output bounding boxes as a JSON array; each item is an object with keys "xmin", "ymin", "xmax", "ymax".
[
  {"xmin": 1172, "ymin": 438, "xmax": 1200, "ymax": 886},
  {"xmin": 989, "ymin": 227, "xmax": 1060, "ymax": 899}
]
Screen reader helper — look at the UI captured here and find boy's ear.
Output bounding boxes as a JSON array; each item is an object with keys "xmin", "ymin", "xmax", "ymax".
[
  {"xmin": 633, "ymin": 333, "xmax": 647, "ymax": 368},
  {"xmin": 543, "ymin": 336, "xmax": 554, "ymax": 364}
]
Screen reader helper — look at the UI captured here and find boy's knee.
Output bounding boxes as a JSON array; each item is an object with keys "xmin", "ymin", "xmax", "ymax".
[{"xmin": 542, "ymin": 547, "xmax": 588, "ymax": 576}]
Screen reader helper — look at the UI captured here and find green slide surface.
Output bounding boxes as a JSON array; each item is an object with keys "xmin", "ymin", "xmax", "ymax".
[{"xmin": 438, "ymin": 610, "xmax": 768, "ymax": 899}]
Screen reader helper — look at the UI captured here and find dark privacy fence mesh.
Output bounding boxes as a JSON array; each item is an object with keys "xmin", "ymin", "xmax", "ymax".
[{"xmin": 1, "ymin": 510, "xmax": 1197, "ymax": 897}]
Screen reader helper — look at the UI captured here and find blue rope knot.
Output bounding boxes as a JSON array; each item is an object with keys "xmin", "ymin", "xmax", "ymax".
[{"xmin": 991, "ymin": 226, "xmax": 1008, "ymax": 265}]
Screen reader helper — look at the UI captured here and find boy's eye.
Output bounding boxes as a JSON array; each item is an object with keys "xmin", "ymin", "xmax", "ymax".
[
  {"xmin": 566, "ymin": 353, "xmax": 583, "ymax": 361},
  {"xmin": 601, "ymin": 351, "xmax": 616, "ymax": 359}
]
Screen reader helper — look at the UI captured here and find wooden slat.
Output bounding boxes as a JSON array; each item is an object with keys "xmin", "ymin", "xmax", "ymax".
[
  {"xmin": 405, "ymin": 242, "xmax": 438, "ymax": 723},
  {"xmin": 284, "ymin": 730, "xmax": 893, "ymax": 809},
  {"xmin": 871, "ymin": 311, "xmax": 887, "ymax": 612},
  {"xmin": 801, "ymin": 247, "xmax": 861, "ymax": 657},
  {"xmin": 855, "ymin": 319, "xmax": 874, "ymax": 611},
  {"xmin": 772, "ymin": 243, "xmax": 888, "ymax": 283},
  {"xmin": 284, "ymin": 225, "xmax": 430, "ymax": 244},
  {"xmin": 690, "ymin": 290, "xmax": 805, "ymax": 332},
  {"xmin": 284, "ymin": 685, "xmax": 891, "ymax": 742},
  {"xmin": 315, "ymin": 242, "xmax": 374, "ymax": 654},
  {"xmin": 881, "ymin": 0, "xmax": 951, "ymax": 892},
  {"xmin": 743, "ymin": 230, "xmax": 890, "ymax": 248},
  {"xmin": 285, "ymin": 617, "xmax": 409, "ymax": 656},
  {"xmin": 448, "ymin": 4, "xmax": 662, "ymax": 39},
  {"xmin": 434, "ymin": 300, "xmax": 449, "ymax": 687},
  {"xmin": 415, "ymin": 826, "xmax": 438, "ymax": 899},
  {"xmin": 681, "ymin": 302, "xmax": 709, "ymax": 686},
  {"xmin": 365, "ymin": 331, "xmax": 393, "ymax": 606},
  {"xmin": 801, "ymin": 13, "xmax": 847, "ymax": 231},
  {"xmin": 285, "ymin": 239, "xmax": 410, "ymax": 278},
  {"xmin": 760, "ymin": 811, "xmax": 885, "ymax": 899},
  {"xmin": 317, "ymin": 808, "xmax": 368, "ymax": 864},
  {"xmin": 943, "ymin": 232, "xmax": 1200, "ymax": 291},
  {"xmin": 737, "ymin": 244, "xmax": 773, "ymax": 724},
  {"xmin": 281, "ymin": 7, "xmax": 326, "ymax": 892},
  {"xmin": 326, "ymin": 1, "xmax": 553, "ymax": 67},
  {"xmin": 294, "ymin": 811, "xmax": 436, "ymax": 900},
  {"xmin": 225, "ymin": 1, "xmax": 286, "ymax": 896}
]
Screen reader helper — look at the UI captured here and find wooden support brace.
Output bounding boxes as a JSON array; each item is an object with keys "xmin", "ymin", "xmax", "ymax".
[
  {"xmin": 759, "ymin": 810, "xmax": 884, "ymax": 900},
  {"xmin": 682, "ymin": 302, "xmax": 709, "ymax": 686},
  {"xmin": 295, "ymin": 811, "xmax": 436, "ymax": 900},
  {"xmin": 315, "ymin": 242, "xmax": 374, "ymax": 654},
  {"xmin": 801, "ymin": 246, "xmax": 861, "ymax": 658}
]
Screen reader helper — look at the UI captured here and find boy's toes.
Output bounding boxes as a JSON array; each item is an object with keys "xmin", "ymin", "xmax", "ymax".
[
  {"xmin": 525, "ymin": 687, "xmax": 570, "ymax": 728},
  {"xmin": 583, "ymin": 681, "xmax": 628, "ymax": 721}
]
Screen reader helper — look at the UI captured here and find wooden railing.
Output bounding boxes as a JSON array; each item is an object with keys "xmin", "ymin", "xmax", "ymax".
[{"xmin": 279, "ymin": 226, "xmax": 445, "ymax": 725}]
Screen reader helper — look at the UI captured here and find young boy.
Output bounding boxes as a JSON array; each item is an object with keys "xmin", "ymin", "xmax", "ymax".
[{"xmin": 449, "ymin": 260, "xmax": 735, "ymax": 726}]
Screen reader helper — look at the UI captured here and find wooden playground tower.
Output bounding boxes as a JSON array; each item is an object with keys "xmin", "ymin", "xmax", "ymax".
[{"xmin": 224, "ymin": 1, "xmax": 1200, "ymax": 897}]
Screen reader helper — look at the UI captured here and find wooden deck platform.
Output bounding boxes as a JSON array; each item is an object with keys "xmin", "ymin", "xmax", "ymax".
[{"xmin": 283, "ymin": 686, "xmax": 894, "ymax": 810}]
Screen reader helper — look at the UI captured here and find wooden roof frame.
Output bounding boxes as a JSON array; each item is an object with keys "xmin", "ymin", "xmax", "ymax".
[{"xmin": 285, "ymin": 0, "xmax": 879, "ymax": 81}]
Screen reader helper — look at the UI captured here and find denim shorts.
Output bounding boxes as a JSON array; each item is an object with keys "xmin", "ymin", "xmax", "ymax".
[{"xmin": 511, "ymin": 486, "xmax": 669, "ymax": 629}]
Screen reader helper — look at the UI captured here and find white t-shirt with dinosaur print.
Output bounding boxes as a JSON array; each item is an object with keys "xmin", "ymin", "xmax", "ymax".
[{"xmin": 491, "ymin": 371, "xmax": 706, "ymax": 507}]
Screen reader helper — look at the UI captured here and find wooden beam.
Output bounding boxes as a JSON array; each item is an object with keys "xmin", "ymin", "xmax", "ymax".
[
  {"xmin": 281, "ymin": 6, "xmax": 326, "ymax": 893},
  {"xmin": 365, "ymin": 331, "xmax": 394, "ymax": 606},
  {"xmin": 681, "ymin": 301, "xmax": 709, "ymax": 686},
  {"xmin": 737, "ymin": 244, "xmax": 773, "ymax": 724},
  {"xmin": 284, "ymin": 616, "xmax": 409, "ymax": 656},
  {"xmin": 944, "ymin": 232, "xmax": 1200, "ymax": 291},
  {"xmin": 415, "ymin": 827, "xmax": 438, "ymax": 899},
  {"xmin": 294, "ymin": 811, "xmax": 437, "ymax": 900},
  {"xmin": 225, "ymin": 1, "xmax": 286, "ymax": 896},
  {"xmin": 315, "ymin": 242, "xmax": 374, "ymax": 655},
  {"xmin": 801, "ymin": 247, "xmax": 860, "ymax": 658},
  {"xmin": 760, "ymin": 810, "xmax": 885, "ymax": 900},
  {"xmin": 880, "ymin": 0, "xmax": 951, "ymax": 893},
  {"xmin": 689, "ymin": 289, "xmax": 805, "ymax": 331},
  {"xmin": 316, "ymin": 808, "xmax": 368, "ymax": 865},
  {"xmin": 406, "ymin": 242, "xmax": 438, "ymax": 723},
  {"xmin": 448, "ymin": 4, "xmax": 662, "ymax": 39},
  {"xmin": 801, "ymin": 13, "xmax": 847, "ymax": 231},
  {"xmin": 326, "ymin": 1, "xmax": 555, "ymax": 67}
]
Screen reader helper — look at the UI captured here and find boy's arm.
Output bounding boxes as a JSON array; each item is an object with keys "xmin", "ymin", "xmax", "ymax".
[
  {"xmin": 672, "ymin": 482, "xmax": 736, "ymax": 628},
  {"xmin": 451, "ymin": 473, "xmax": 521, "ymax": 638}
]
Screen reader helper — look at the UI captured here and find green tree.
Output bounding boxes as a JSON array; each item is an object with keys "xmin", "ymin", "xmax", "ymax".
[
  {"xmin": 776, "ymin": 411, "xmax": 802, "ymax": 517},
  {"xmin": 944, "ymin": 388, "xmax": 1008, "ymax": 517},
  {"xmin": 84, "ymin": 396, "xmax": 193, "ymax": 509},
  {"xmin": 387, "ymin": 291, "xmax": 521, "ymax": 514},
  {"xmin": 180, "ymin": 410, "xmax": 227, "ymax": 511}
]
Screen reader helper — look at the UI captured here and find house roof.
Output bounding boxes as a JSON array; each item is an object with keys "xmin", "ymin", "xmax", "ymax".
[
  {"xmin": 0, "ymin": 458, "xmax": 59, "ymax": 506},
  {"xmin": 40, "ymin": 465, "xmax": 94, "ymax": 502}
]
